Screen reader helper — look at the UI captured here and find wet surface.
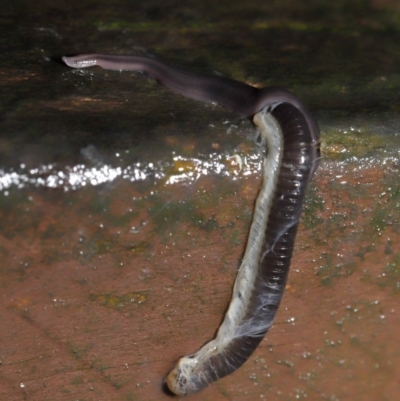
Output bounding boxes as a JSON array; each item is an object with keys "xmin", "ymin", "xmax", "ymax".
[{"xmin": 1, "ymin": 1, "xmax": 400, "ymax": 400}]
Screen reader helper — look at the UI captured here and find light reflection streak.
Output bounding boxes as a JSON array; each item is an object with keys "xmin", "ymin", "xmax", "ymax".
[{"xmin": 0, "ymin": 152, "xmax": 263, "ymax": 192}]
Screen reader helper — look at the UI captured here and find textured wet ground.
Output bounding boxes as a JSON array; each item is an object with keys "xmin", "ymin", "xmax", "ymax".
[{"xmin": 1, "ymin": 1, "xmax": 400, "ymax": 400}]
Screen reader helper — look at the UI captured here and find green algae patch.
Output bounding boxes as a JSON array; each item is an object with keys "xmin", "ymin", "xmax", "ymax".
[
  {"xmin": 316, "ymin": 252, "xmax": 358, "ymax": 287},
  {"xmin": 67, "ymin": 340, "xmax": 91, "ymax": 361},
  {"xmin": 376, "ymin": 253, "xmax": 400, "ymax": 294},
  {"xmin": 71, "ymin": 375, "xmax": 84, "ymax": 385},
  {"xmin": 89, "ymin": 291, "xmax": 147, "ymax": 309},
  {"xmin": 321, "ymin": 128, "xmax": 392, "ymax": 161},
  {"xmin": 302, "ymin": 184, "xmax": 325, "ymax": 230},
  {"xmin": 147, "ymin": 194, "xmax": 220, "ymax": 238}
]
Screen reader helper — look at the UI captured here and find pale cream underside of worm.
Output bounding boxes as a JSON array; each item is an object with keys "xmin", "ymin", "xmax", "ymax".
[{"xmin": 166, "ymin": 107, "xmax": 284, "ymax": 395}]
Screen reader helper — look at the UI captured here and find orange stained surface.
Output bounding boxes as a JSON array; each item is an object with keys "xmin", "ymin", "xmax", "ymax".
[{"xmin": 0, "ymin": 156, "xmax": 399, "ymax": 401}]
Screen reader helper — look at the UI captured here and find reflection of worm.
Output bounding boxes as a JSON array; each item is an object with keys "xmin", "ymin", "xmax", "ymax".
[{"xmin": 63, "ymin": 54, "xmax": 320, "ymax": 396}]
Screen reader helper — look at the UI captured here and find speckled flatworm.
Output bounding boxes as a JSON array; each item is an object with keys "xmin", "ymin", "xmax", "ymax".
[{"xmin": 63, "ymin": 54, "xmax": 320, "ymax": 396}]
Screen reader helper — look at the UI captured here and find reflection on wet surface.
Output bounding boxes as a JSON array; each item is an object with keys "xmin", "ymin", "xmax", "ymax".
[{"xmin": 0, "ymin": 148, "xmax": 262, "ymax": 192}]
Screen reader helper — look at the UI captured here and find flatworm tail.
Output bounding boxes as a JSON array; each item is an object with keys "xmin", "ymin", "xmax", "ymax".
[{"xmin": 62, "ymin": 54, "xmax": 320, "ymax": 396}]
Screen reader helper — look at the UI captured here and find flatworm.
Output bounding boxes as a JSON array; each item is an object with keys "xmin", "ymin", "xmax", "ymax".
[{"xmin": 63, "ymin": 54, "xmax": 320, "ymax": 396}]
